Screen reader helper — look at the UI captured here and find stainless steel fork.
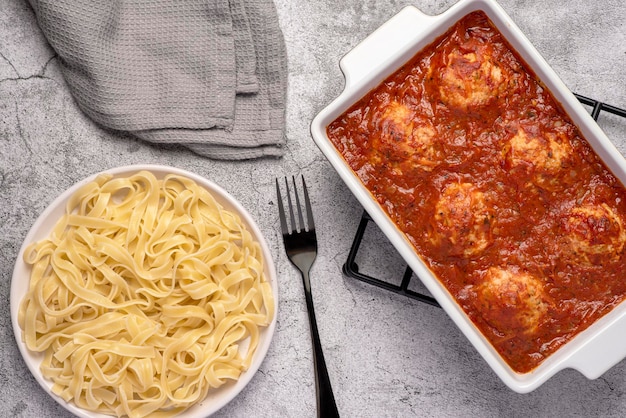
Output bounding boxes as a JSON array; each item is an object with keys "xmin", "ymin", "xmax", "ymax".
[{"xmin": 276, "ymin": 176, "xmax": 340, "ymax": 418}]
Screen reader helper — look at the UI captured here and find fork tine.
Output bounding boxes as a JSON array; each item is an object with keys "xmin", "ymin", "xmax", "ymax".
[
  {"xmin": 284, "ymin": 177, "xmax": 297, "ymax": 233},
  {"xmin": 301, "ymin": 176, "xmax": 315, "ymax": 231},
  {"xmin": 292, "ymin": 176, "xmax": 306, "ymax": 232},
  {"xmin": 275, "ymin": 178, "xmax": 289, "ymax": 235}
]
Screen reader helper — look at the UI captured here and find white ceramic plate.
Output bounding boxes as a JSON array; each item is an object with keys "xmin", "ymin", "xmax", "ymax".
[
  {"xmin": 311, "ymin": 0, "xmax": 626, "ymax": 393},
  {"xmin": 10, "ymin": 164, "xmax": 278, "ymax": 417}
]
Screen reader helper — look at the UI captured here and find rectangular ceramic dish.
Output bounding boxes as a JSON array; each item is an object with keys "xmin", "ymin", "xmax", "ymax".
[{"xmin": 310, "ymin": 0, "xmax": 626, "ymax": 393}]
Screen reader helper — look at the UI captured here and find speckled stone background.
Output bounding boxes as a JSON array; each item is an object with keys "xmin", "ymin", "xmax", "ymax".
[{"xmin": 1, "ymin": 0, "xmax": 625, "ymax": 417}]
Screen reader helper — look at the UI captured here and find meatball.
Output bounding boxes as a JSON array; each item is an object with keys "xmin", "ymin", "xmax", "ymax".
[
  {"xmin": 371, "ymin": 101, "xmax": 442, "ymax": 170},
  {"xmin": 471, "ymin": 267, "xmax": 551, "ymax": 335},
  {"xmin": 438, "ymin": 50, "xmax": 505, "ymax": 109},
  {"xmin": 431, "ymin": 182, "xmax": 494, "ymax": 257},
  {"xmin": 561, "ymin": 203, "xmax": 626, "ymax": 265},
  {"xmin": 505, "ymin": 126, "xmax": 573, "ymax": 190}
]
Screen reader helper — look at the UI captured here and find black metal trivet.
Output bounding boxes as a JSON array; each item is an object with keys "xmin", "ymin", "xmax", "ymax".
[{"xmin": 342, "ymin": 93, "xmax": 626, "ymax": 308}]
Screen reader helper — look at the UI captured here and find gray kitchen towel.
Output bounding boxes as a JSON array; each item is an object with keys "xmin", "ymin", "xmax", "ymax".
[{"xmin": 27, "ymin": 0, "xmax": 288, "ymax": 159}]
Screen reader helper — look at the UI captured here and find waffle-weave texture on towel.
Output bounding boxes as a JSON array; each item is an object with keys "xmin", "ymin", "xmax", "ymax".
[{"xmin": 27, "ymin": 0, "xmax": 288, "ymax": 159}]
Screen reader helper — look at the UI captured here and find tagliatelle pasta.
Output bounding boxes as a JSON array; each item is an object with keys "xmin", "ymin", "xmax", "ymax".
[{"xmin": 18, "ymin": 171, "xmax": 275, "ymax": 417}]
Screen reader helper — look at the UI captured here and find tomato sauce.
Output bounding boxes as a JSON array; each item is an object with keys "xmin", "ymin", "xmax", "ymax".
[{"xmin": 327, "ymin": 11, "xmax": 626, "ymax": 373}]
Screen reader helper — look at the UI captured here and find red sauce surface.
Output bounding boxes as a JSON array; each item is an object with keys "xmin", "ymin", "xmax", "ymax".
[{"xmin": 327, "ymin": 11, "xmax": 626, "ymax": 373}]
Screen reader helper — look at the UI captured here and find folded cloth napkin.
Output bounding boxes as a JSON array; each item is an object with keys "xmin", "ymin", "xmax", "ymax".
[{"xmin": 27, "ymin": 0, "xmax": 288, "ymax": 159}]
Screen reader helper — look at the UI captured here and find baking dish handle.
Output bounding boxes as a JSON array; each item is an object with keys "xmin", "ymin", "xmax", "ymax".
[
  {"xmin": 339, "ymin": 6, "xmax": 438, "ymax": 89},
  {"xmin": 564, "ymin": 310, "xmax": 626, "ymax": 380}
]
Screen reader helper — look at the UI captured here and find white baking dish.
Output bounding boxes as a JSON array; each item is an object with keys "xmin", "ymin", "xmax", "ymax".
[{"xmin": 310, "ymin": 0, "xmax": 626, "ymax": 393}]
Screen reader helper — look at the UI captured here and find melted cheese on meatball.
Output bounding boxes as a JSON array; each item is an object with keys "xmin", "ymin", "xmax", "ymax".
[
  {"xmin": 472, "ymin": 267, "xmax": 551, "ymax": 335},
  {"xmin": 439, "ymin": 50, "xmax": 504, "ymax": 109},
  {"xmin": 508, "ymin": 128, "xmax": 571, "ymax": 171},
  {"xmin": 371, "ymin": 101, "xmax": 441, "ymax": 170},
  {"xmin": 506, "ymin": 127, "xmax": 573, "ymax": 190},
  {"xmin": 562, "ymin": 203, "xmax": 626, "ymax": 264},
  {"xmin": 432, "ymin": 182, "xmax": 494, "ymax": 257}
]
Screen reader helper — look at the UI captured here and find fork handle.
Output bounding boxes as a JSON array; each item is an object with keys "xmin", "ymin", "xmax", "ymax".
[{"xmin": 301, "ymin": 270, "xmax": 340, "ymax": 418}]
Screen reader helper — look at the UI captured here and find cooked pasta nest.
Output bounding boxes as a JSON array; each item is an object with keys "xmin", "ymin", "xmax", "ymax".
[{"xmin": 18, "ymin": 171, "xmax": 275, "ymax": 417}]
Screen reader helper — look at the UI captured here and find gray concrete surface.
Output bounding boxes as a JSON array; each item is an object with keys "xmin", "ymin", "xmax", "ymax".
[{"xmin": 1, "ymin": 0, "xmax": 625, "ymax": 417}]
